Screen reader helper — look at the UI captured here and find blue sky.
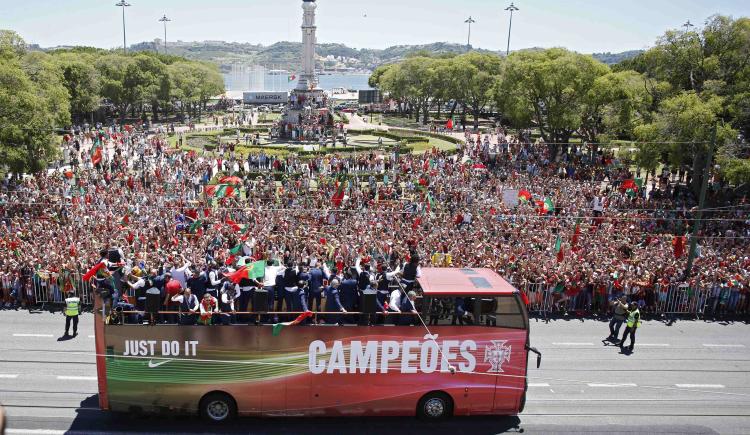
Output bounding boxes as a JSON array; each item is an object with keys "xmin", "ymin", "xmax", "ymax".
[{"xmin": 2, "ymin": 0, "xmax": 747, "ymax": 53}]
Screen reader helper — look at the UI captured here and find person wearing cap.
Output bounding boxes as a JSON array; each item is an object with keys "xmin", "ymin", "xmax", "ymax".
[{"xmin": 63, "ymin": 289, "xmax": 80, "ymax": 337}]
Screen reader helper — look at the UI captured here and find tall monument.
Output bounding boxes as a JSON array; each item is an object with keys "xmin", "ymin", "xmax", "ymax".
[
  {"xmin": 297, "ymin": 0, "xmax": 318, "ymax": 90},
  {"xmin": 278, "ymin": 0, "xmax": 332, "ymax": 141}
]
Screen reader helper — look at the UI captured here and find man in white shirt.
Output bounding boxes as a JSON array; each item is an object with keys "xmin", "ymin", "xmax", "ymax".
[
  {"xmin": 170, "ymin": 255, "xmax": 191, "ymax": 289},
  {"xmin": 171, "ymin": 289, "xmax": 199, "ymax": 325}
]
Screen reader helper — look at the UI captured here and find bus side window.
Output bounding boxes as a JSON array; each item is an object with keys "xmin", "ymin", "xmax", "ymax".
[
  {"xmin": 424, "ymin": 297, "xmax": 474, "ymax": 326},
  {"xmin": 479, "ymin": 296, "xmax": 525, "ymax": 329}
]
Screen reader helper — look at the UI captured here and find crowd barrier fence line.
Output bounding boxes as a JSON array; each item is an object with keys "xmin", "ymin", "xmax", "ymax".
[{"xmin": 23, "ymin": 272, "xmax": 742, "ymax": 318}]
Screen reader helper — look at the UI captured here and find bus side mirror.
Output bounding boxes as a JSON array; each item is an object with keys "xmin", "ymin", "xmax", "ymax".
[{"xmin": 526, "ymin": 345, "xmax": 542, "ymax": 368}]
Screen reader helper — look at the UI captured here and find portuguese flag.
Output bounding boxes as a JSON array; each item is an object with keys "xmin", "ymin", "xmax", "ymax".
[
  {"xmin": 518, "ymin": 190, "xmax": 532, "ymax": 203},
  {"xmin": 273, "ymin": 311, "xmax": 314, "ymax": 336},
  {"xmin": 571, "ymin": 217, "xmax": 582, "ymax": 249},
  {"xmin": 82, "ymin": 262, "xmax": 106, "ymax": 281},
  {"xmin": 554, "ymin": 235, "xmax": 564, "ymax": 262},
  {"xmin": 537, "ymin": 198, "xmax": 554, "ymax": 215},
  {"xmin": 229, "ymin": 243, "xmax": 244, "ymax": 256},
  {"xmin": 91, "ymin": 144, "xmax": 103, "ymax": 166},
  {"xmin": 331, "ymin": 174, "xmax": 346, "ymax": 207},
  {"xmin": 288, "ymin": 74, "xmax": 296, "ymax": 82},
  {"xmin": 227, "ymin": 260, "xmax": 267, "ymax": 284},
  {"xmin": 188, "ymin": 219, "xmax": 203, "ymax": 234},
  {"xmin": 205, "ymin": 184, "xmax": 236, "ymax": 198}
]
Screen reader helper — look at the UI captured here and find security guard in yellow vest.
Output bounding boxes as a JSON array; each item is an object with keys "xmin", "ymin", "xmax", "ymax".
[
  {"xmin": 619, "ymin": 303, "xmax": 641, "ymax": 352},
  {"xmin": 64, "ymin": 290, "xmax": 80, "ymax": 337}
]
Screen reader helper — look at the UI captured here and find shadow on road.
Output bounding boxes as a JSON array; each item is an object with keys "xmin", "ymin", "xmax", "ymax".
[{"xmin": 69, "ymin": 395, "xmax": 524, "ymax": 434}]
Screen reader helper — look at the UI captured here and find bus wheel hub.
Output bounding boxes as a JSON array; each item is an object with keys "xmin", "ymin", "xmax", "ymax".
[
  {"xmin": 425, "ymin": 398, "xmax": 444, "ymax": 417},
  {"xmin": 207, "ymin": 401, "xmax": 229, "ymax": 420}
]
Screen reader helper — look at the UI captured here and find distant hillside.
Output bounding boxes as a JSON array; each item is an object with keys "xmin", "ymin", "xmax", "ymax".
[{"xmin": 126, "ymin": 40, "xmax": 642, "ymax": 72}]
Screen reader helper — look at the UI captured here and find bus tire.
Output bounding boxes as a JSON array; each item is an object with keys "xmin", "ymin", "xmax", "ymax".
[
  {"xmin": 199, "ymin": 392, "xmax": 237, "ymax": 423},
  {"xmin": 417, "ymin": 392, "xmax": 453, "ymax": 420}
]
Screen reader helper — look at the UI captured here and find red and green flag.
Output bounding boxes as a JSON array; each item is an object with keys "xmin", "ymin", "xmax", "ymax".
[
  {"xmin": 229, "ymin": 243, "xmax": 244, "ymax": 256},
  {"xmin": 537, "ymin": 198, "xmax": 554, "ymax": 215},
  {"xmin": 188, "ymin": 219, "xmax": 203, "ymax": 234},
  {"xmin": 288, "ymin": 74, "xmax": 296, "ymax": 82},
  {"xmin": 227, "ymin": 260, "xmax": 267, "ymax": 284},
  {"xmin": 518, "ymin": 190, "xmax": 532, "ymax": 203},
  {"xmin": 205, "ymin": 184, "xmax": 236, "ymax": 198},
  {"xmin": 331, "ymin": 174, "xmax": 346, "ymax": 207},
  {"xmin": 272, "ymin": 310, "xmax": 313, "ymax": 336},
  {"xmin": 554, "ymin": 235, "xmax": 564, "ymax": 263},
  {"xmin": 91, "ymin": 145, "xmax": 103, "ymax": 166}
]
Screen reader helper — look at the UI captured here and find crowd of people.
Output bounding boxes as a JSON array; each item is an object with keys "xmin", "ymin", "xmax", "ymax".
[{"xmin": 0, "ymin": 121, "xmax": 748, "ymax": 321}]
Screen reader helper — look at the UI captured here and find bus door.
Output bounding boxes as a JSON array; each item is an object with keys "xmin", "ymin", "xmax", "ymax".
[
  {"xmin": 477, "ymin": 295, "xmax": 528, "ymax": 413},
  {"xmin": 258, "ymin": 327, "xmax": 311, "ymax": 415}
]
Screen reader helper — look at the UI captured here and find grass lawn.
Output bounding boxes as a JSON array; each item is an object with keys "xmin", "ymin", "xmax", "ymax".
[{"xmin": 258, "ymin": 113, "xmax": 283, "ymax": 123}]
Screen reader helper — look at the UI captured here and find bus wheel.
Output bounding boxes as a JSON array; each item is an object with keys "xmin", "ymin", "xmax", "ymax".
[
  {"xmin": 199, "ymin": 392, "xmax": 237, "ymax": 423},
  {"xmin": 417, "ymin": 392, "xmax": 453, "ymax": 420}
]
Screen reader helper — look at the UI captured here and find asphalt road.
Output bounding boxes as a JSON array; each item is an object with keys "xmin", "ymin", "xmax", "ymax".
[{"xmin": 1, "ymin": 310, "xmax": 749, "ymax": 435}]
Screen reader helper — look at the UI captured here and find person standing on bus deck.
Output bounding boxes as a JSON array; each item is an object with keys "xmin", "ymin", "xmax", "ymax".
[
  {"xmin": 339, "ymin": 270, "xmax": 359, "ymax": 323},
  {"xmin": 607, "ymin": 296, "xmax": 628, "ymax": 342},
  {"xmin": 619, "ymin": 303, "xmax": 642, "ymax": 352},
  {"xmin": 323, "ymin": 279, "xmax": 347, "ymax": 324},
  {"xmin": 401, "ymin": 255, "xmax": 421, "ymax": 291},
  {"xmin": 64, "ymin": 289, "xmax": 80, "ymax": 337},
  {"xmin": 400, "ymin": 291, "xmax": 419, "ymax": 326},
  {"xmin": 307, "ymin": 263, "xmax": 330, "ymax": 312},
  {"xmin": 171, "ymin": 288, "xmax": 199, "ymax": 325},
  {"xmin": 206, "ymin": 263, "xmax": 222, "ymax": 300},
  {"xmin": 283, "ymin": 262, "xmax": 301, "ymax": 317}
]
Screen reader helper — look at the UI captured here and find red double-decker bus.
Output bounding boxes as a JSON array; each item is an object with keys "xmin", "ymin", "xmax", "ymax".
[{"xmin": 93, "ymin": 268, "xmax": 541, "ymax": 422}]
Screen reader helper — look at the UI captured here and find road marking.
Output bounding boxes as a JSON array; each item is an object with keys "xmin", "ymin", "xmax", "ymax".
[
  {"xmin": 702, "ymin": 344, "xmax": 745, "ymax": 348},
  {"xmin": 7, "ymin": 430, "xmax": 67, "ymax": 435},
  {"xmin": 56, "ymin": 375, "xmax": 97, "ymax": 381},
  {"xmin": 638, "ymin": 343, "xmax": 670, "ymax": 347},
  {"xmin": 528, "ymin": 383, "xmax": 550, "ymax": 387},
  {"xmin": 12, "ymin": 333, "xmax": 53, "ymax": 337},
  {"xmin": 675, "ymin": 384, "xmax": 725, "ymax": 389},
  {"xmin": 587, "ymin": 383, "xmax": 637, "ymax": 387},
  {"xmin": 0, "ymin": 374, "xmax": 19, "ymax": 379},
  {"xmin": 552, "ymin": 342, "xmax": 594, "ymax": 346}
]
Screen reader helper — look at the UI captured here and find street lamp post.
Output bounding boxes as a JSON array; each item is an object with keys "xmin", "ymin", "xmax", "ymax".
[
  {"xmin": 682, "ymin": 20, "xmax": 695, "ymax": 33},
  {"xmin": 464, "ymin": 16, "xmax": 476, "ymax": 47},
  {"xmin": 505, "ymin": 2, "xmax": 519, "ymax": 56},
  {"xmin": 115, "ymin": 1, "xmax": 131, "ymax": 54},
  {"xmin": 159, "ymin": 14, "xmax": 172, "ymax": 54}
]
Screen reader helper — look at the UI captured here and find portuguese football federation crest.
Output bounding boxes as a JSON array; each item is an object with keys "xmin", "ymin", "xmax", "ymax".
[{"xmin": 484, "ymin": 340, "xmax": 512, "ymax": 373}]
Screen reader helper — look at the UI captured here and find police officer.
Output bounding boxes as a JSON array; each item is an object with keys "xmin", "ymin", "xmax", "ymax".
[
  {"xmin": 619, "ymin": 303, "xmax": 642, "ymax": 352},
  {"xmin": 64, "ymin": 289, "xmax": 80, "ymax": 337}
]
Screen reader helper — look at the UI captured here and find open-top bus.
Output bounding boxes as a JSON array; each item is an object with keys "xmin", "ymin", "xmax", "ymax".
[{"xmin": 93, "ymin": 268, "xmax": 541, "ymax": 422}]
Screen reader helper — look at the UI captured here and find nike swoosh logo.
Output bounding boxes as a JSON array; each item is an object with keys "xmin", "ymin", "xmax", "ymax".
[{"xmin": 147, "ymin": 359, "xmax": 172, "ymax": 368}]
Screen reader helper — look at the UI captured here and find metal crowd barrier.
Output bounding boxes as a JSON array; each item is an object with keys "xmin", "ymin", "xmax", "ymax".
[{"xmin": 21, "ymin": 272, "xmax": 740, "ymax": 318}]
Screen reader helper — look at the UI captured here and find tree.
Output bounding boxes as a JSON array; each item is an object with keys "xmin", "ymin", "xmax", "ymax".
[
  {"xmin": 0, "ymin": 31, "xmax": 70, "ymax": 173},
  {"xmin": 452, "ymin": 52, "xmax": 502, "ymax": 130},
  {"xmin": 498, "ymin": 48, "xmax": 609, "ymax": 158},
  {"xmin": 96, "ymin": 54, "xmax": 134, "ymax": 123},
  {"xmin": 635, "ymin": 91, "xmax": 736, "ymax": 193},
  {"xmin": 54, "ymin": 53, "xmax": 100, "ymax": 122},
  {"xmin": 579, "ymin": 70, "xmax": 654, "ymax": 144}
]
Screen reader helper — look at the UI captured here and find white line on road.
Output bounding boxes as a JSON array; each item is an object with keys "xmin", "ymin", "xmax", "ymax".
[
  {"xmin": 638, "ymin": 343, "xmax": 670, "ymax": 347},
  {"xmin": 12, "ymin": 333, "xmax": 53, "ymax": 337},
  {"xmin": 702, "ymin": 344, "xmax": 745, "ymax": 348},
  {"xmin": 7, "ymin": 430, "xmax": 67, "ymax": 435},
  {"xmin": 552, "ymin": 342, "xmax": 594, "ymax": 346},
  {"xmin": 587, "ymin": 383, "xmax": 637, "ymax": 387},
  {"xmin": 675, "ymin": 384, "xmax": 725, "ymax": 389},
  {"xmin": 528, "ymin": 383, "xmax": 551, "ymax": 387},
  {"xmin": 0, "ymin": 374, "xmax": 19, "ymax": 379},
  {"xmin": 56, "ymin": 376, "xmax": 97, "ymax": 381}
]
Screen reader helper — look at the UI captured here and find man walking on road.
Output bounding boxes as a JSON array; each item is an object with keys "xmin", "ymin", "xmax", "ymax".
[
  {"xmin": 64, "ymin": 289, "xmax": 80, "ymax": 337},
  {"xmin": 607, "ymin": 296, "xmax": 628, "ymax": 341},
  {"xmin": 619, "ymin": 303, "xmax": 641, "ymax": 352}
]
